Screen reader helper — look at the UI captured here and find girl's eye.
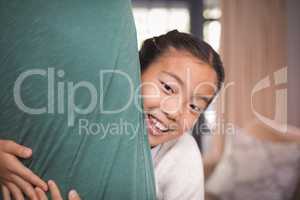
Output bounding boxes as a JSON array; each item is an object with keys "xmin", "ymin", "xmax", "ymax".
[
  {"xmin": 160, "ymin": 81, "xmax": 176, "ymax": 94},
  {"xmin": 189, "ymin": 104, "xmax": 203, "ymax": 113}
]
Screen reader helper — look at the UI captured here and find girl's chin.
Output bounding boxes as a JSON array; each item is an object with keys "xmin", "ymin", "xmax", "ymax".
[
  {"xmin": 148, "ymin": 132, "xmax": 166, "ymax": 146},
  {"xmin": 148, "ymin": 132, "xmax": 179, "ymax": 147},
  {"xmin": 148, "ymin": 135, "xmax": 162, "ymax": 147}
]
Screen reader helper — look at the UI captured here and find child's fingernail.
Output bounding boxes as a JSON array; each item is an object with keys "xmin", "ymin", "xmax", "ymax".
[
  {"xmin": 69, "ymin": 190, "xmax": 78, "ymax": 198},
  {"xmin": 24, "ymin": 148, "xmax": 32, "ymax": 155},
  {"xmin": 43, "ymin": 184, "xmax": 48, "ymax": 191},
  {"xmin": 48, "ymin": 180, "xmax": 54, "ymax": 185}
]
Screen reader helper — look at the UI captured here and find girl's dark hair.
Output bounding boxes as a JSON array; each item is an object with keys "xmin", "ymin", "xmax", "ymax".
[{"xmin": 139, "ymin": 30, "xmax": 225, "ymax": 150}]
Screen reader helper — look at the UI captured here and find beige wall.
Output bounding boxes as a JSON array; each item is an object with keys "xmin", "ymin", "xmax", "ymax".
[
  {"xmin": 287, "ymin": 0, "xmax": 300, "ymax": 127},
  {"xmin": 218, "ymin": 0, "xmax": 289, "ymax": 137}
]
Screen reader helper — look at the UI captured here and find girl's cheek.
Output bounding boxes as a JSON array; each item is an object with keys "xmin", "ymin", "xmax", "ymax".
[
  {"xmin": 180, "ymin": 116, "xmax": 197, "ymax": 132},
  {"xmin": 142, "ymin": 84, "xmax": 162, "ymax": 108}
]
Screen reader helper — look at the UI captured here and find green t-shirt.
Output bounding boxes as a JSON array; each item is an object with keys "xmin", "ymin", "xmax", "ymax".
[{"xmin": 0, "ymin": 0, "xmax": 155, "ymax": 199}]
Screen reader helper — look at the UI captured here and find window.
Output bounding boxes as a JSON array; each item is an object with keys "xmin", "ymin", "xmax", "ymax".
[
  {"xmin": 203, "ymin": 0, "xmax": 221, "ymax": 52},
  {"xmin": 133, "ymin": 2, "xmax": 190, "ymax": 48}
]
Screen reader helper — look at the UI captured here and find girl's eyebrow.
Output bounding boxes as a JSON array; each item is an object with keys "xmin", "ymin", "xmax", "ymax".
[{"xmin": 161, "ymin": 71, "xmax": 184, "ymax": 86}]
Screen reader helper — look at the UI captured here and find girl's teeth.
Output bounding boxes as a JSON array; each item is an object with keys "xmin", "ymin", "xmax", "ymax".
[
  {"xmin": 148, "ymin": 115, "xmax": 169, "ymax": 132},
  {"xmin": 153, "ymin": 119, "xmax": 168, "ymax": 132}
]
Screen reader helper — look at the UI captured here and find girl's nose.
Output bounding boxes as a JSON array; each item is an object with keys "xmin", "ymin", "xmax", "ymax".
[{"xmin": 160, "ymin": 96, "xmax": 183, "ymax": 121}]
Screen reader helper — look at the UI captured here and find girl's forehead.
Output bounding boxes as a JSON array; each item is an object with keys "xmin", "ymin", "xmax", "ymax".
[
  {"xmin": 156, "ymin": 51, "xmax": 217, "ymax": 85},
  {"xmin": 157, "ymin": 49, "xmax": 207, "ymax": 71}
]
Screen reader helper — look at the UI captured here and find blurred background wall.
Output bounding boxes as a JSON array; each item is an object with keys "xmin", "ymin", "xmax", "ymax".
[
  {"xmin": 287, "ymin": 0, "xmax": 300, "ymax": 128},
  {"xmin": 218, "ymin": 0, "xmax": 288, "ymax": 140},
  {"xmin": 287, "ymin": 0, "xmax": 300, "ymax": 197}
]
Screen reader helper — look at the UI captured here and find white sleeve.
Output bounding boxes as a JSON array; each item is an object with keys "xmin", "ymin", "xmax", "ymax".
[
  {"xmin": 158, "ymin": 135, "xmax": 204, "ymax": 200},
  {"xmin": 163, "ymin": 161, "xmax": 204, "ymax": 200}
]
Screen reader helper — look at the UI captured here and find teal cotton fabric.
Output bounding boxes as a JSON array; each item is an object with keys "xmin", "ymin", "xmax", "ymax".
[{"xmin": 0, "ymin": 0, "xmax": 156, "ymax": 199}]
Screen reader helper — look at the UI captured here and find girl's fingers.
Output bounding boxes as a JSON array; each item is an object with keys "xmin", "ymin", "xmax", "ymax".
[
  {"xmin": 35, "ymin": 187, "xmax": 48, "ymax": 200},
  {"xmin": 0, "ymin": 140, "xmax": 32, "ymax": 158},
  {"xmin": 1, "ymin": 185, "xmax": 11, "ymax": 200},
  {"xmin": 6, "ymin": 182, "xmax": 24, "ymax": 200},
  {"xmin": 48, "ymin": 180, "xmax": 63, "ymax": 200},
  {"xmin": 12, "ymin": 159, "xmax": 47, "ymax": 191},
  {"xmin": 68, "ymin": 190, "xmax": 81, "ymax": 200},
  {"xmin": 10, "ymin": 174, "xmax": 38, "ymax": 200}
]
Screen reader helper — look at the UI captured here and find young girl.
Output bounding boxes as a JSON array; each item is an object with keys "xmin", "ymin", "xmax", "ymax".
[{"xmin": 0, "ymin": 30, "xmax": 224, "ymax": 200}]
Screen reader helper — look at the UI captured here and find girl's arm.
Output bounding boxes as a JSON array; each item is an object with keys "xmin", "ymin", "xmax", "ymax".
[{"xmin": 0, "ymin": 140, "xmax": 48, "ymax": 200}]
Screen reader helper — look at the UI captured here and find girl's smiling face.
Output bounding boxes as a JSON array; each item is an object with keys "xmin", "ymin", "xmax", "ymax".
[{"xmin": 141, "ymin": 48, "xmax": 218, "ymax": 147}]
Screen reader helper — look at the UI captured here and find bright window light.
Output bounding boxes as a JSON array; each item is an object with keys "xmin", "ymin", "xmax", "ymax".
[{"xmin": 133, "ymin": 6, "xmax": 190, "ymax": 48}]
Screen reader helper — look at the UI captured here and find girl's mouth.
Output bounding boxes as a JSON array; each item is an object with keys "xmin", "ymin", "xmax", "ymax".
[{"xmin": 146, "ymin": 114, "xmax": 169, "ymax": 136}]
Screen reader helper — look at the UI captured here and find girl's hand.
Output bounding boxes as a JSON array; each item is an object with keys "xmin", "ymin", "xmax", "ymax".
[
  {"xmin": 35, "ymin": 180, "xmax": 81, "ymax": 200},
  {"xmin": 0, "ymin": 140, "xmax": 48, "ymax": 200}
]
